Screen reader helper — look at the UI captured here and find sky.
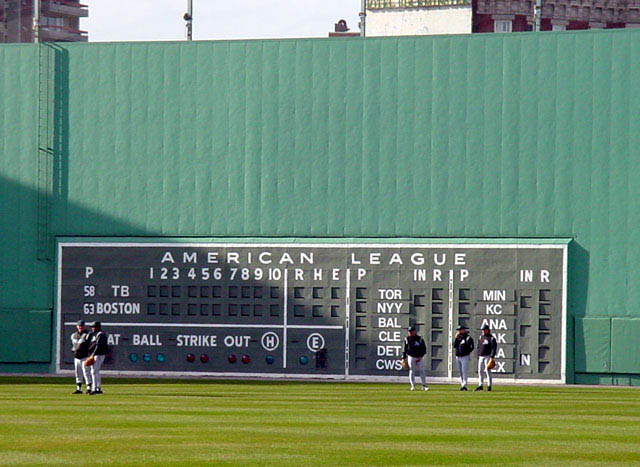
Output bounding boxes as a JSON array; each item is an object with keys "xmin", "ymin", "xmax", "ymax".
[{"xmin": 83, "ymin": 0, "xmax": 362, "ymax": 42}]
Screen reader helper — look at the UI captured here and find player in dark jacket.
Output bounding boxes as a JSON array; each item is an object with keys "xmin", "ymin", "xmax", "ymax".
[
  {"xmin": 402, "ymin": 326, "xmax": 429, "ymax": 391},
  {"xmin": 475, "ymin": 324, "xmax": 498, "ymax": 391},
  {"xmin": 87, "ymin": 321, "xmax": 109, "ymax": 395},
  {"xmin": 70, "ymin": 320, "xmax": 92, "ymax": 394},
  {"xmin": 453, "ymin": 325, "xmax": 474, "ymax": 391}
]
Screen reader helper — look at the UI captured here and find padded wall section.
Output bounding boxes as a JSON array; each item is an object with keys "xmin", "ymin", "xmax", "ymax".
[
  {"xmin": 0, "ymin": 310, "xmax": 52, "ymax": 362},
  {"xmin": 611, "ymin": 318, "xmax": 640, "ymax": 374},
  {"xmin": 0, "ymin": 45, "xmax": 52, "ymax": 310},
  {"xmin": 574, "ymin": 317, "xmax": 610, "ymax": 373}
]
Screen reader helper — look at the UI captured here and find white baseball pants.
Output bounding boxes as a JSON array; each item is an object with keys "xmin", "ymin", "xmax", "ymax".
[
  {"xmin": 478, "ymin": 356, "xmax": 493, "ymax": 387},
  {"xmin": 408, "ymin": 356, "xmax": 427, "ymax": 389},
  {"xmin": 74, "ymin": 358, "xmax": 91, "ymax": 386},
  {"xmin": 90, "ymin": 355, "xmax": 106, "ymax": 390},
  {"xmin": 456, "ymin": 355, "xmax": 470, "ymax": 388}
]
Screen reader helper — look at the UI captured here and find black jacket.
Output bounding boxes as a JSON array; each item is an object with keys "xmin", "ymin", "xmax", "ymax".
[
  {"xmin": 453, "ymin": 333, "xmax": 474, "ymax": 357},
  {"xmin": 88, "ymin": 331, "xmax": 109, "ymax": 356},
  {"xmin": 477, "ymin": 333, "xmax": 497, "ymax": 358},
  {"xmin": 403, "ymin": 334, "xmax": 427, "ymax": 359},
  {"xmin": 71, "ymin": 330, "xmax": 91, "ymax": 359}
]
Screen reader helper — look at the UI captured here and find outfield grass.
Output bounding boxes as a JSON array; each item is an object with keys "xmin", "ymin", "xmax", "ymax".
[{"xmin": 0, "ymin": 378, "xmax": 638, "ymax": 466}]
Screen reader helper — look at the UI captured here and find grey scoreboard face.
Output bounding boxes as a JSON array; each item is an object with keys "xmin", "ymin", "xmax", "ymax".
[{"xmin": 56, "ymin": 242, "xmax": 567, "ymax": 383}]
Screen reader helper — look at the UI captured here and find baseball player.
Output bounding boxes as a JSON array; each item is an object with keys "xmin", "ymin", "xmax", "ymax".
[
  {"xmin": 453, "ymin": 325, "xmax": 474, "ymax": 391},
  {"xmin": 70, "ymin": 320, "xmax": 92, "ymax": 394},
  {"xmin": 86, "ymin": 321, "xmax": 109, "ymax": 395},
  {"xmin": 475, "ymin": 324, "xmax": 497, "ymax": 392},
  {"xmin": 402, "ymin": 326, "xmax": 429, "ymax": 391}
]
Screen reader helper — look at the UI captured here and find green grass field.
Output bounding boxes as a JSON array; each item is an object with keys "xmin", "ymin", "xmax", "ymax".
[{"xmin": 0, "ymin": 378, "xmax": 638, "ymax": 466}]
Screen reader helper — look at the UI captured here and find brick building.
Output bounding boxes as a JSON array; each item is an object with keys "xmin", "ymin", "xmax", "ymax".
[
  {"xmin": 0, "ymin": 0, "xmax": 88, "ymax": 43},
  {"xmin": 475, "ymin": 0, "xmax": 640, "ymax": 32},
  {"xmin": 364, "ymin": 0, "xmax": 640, "ymax": 35}
]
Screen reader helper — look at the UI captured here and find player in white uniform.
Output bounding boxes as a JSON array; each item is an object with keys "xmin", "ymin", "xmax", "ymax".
[
  {"xmin": 453, "ymin": 325, "xmax": 474, "ymax": 391},
  {"xmin": 402, "ymin": 326, "xmax": 429, "ymax": 391},
  {"xmin": 475, "ymin": 324, "xmax": 498, "ymax": 392},
  {"xmin": 86, "ymin": 322, "xmax": 109, "ymax": 395},
  {"xmin": 70, "ymin": 320, "xmax": 92, "ymax": 394}
]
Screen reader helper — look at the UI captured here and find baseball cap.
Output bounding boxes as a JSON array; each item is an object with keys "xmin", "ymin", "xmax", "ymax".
[
  {"xmin": 456, "ymin": 325, "xmax": 468, "ymax": 331},
  {"xmin": 481, "ymin": 324, "xmax": 490, "ymax": 331},
  {"xmin": 76, "ymin": 320, "xmax": 85, "ymax": 326},
  {"xmin": 91, "ymin": 321, "xmax": 101, "ymax": 327},
  {"xmin": 408, "ymin": 325, "xmax": 416, "ymax": 332}
]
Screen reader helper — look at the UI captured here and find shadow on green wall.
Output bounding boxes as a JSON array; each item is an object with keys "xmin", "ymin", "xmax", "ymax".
[
  {"xmin": 568, "ymin": 241, "xmax": 590, "ymax": 382},
  {"xmin": 51, "ymin": 43, "xmax": 69, "ymax": 231}
]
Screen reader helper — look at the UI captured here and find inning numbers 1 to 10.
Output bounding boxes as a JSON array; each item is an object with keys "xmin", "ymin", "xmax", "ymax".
[{"xmin": 148, "ymin": 267, "xmax": 282, "ymax": 282}]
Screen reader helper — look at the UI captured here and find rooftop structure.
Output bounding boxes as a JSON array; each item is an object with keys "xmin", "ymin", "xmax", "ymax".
[{"xmin": 0, "ymin": 0, "xmax": 88, "ymax": 43}]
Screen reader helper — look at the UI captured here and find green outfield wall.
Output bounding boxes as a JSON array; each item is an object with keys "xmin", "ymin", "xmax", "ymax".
[{"xmin": 1, "ymin": 29, "xmax": 639, "ymax": 384}]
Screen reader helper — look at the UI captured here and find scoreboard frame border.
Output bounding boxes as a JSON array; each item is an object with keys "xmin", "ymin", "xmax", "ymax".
[{"xmin": 55, "ymin": 237, "xmax": 569, "ymax": 384}]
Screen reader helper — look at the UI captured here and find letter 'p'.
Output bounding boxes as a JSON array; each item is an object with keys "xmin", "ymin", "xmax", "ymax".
[{"xmin": 85, "ymin": 267, "xmax": 94, "ymax": 278}]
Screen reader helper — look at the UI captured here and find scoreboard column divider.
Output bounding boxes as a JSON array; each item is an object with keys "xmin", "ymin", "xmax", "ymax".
[
  {"xmin": 345, "ymin": 268, "xmax": 350, "ymax": 378},
  {"xmin": 283, "ymin": 268, "xmax": 288, "ymax": 369},
  {"xmin": 447, "ymin": 269, "xmax": 454, "ymax": 380}
]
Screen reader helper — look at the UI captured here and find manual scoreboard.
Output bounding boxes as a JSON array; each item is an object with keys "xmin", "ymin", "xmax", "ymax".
[{"xmin": 56, "ymin": 241, "xmax": 567, "ymax": 383}]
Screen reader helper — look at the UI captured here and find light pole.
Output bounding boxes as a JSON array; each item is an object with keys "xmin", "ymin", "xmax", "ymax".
[
  {"xmin": 33, "ymin": 0, "xmax": 40, "ymax": 43},
  {"xmin": 534, "ymin": 0, "xmax": 542, "ymax": 31},
  {"xmin": 184, "ymin": 0, "xmax": 193, "ymax": 40}
]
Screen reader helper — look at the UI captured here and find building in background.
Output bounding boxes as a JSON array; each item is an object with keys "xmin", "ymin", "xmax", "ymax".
[
  {"xmin": 0, "ymin": 0, "xmax": 88, "ymax": 43},
  {"xmin": 366, "ymin": 0, "xmax": 473, "ymax": 36},
  {"xmin": 475, "ymin": 0, "xmax": 640, "ymax": 32},
  {"xmin": 361, "ymin": 0, "xmax": 640, "ymax": 35}
]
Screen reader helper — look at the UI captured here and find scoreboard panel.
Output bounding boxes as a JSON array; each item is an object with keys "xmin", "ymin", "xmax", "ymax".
[{"xmin": 56, "ymin": 241, "xmax": 567, "ymax": 383}]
